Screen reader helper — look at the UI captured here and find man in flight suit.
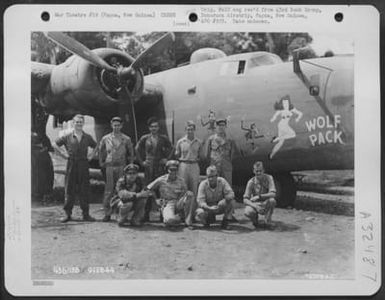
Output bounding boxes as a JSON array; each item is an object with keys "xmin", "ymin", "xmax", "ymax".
[
  {"xmin": 99, "ymin": 116, "xmax": 134, "ymax": 222},
  {"xmin": 54, "ymin": 114, "xmax": 97, "ymax": 222}
]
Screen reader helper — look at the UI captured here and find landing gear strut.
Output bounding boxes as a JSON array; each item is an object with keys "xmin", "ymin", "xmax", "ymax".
[{"xmin": 272, "ymin": 172, "xmax": 297, "ymax": 208}]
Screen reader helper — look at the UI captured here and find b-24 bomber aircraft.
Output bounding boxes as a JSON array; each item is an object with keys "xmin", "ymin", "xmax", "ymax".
[{"xmin": 31, "ymin": 32, "xmax": 354, "ymax": 207}]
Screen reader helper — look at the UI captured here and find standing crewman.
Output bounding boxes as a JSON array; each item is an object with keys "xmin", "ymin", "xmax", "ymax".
[
  {"xmin": 99, "ymin": 116, "xmax": 135, "ymax": 222},
  {"xmin": 136, "ymin": 117, "xmax": 173, "ymax": 221},
  {"xmin": 146, "ymin": 160, "xmax": 195, "ymax": 229},
  {"xmin": 53, "ymin": 114, "xmax": 97, "ymax": 222},
  {"xmin": 243, "ymin": 161, "xmax": 277, "ymax": 229},
  {"xmin": 175, "ymin": 120, "xmax": 203, "ymax": 200},
  {"xmin": 195, "ymin": 165, "xmax": 234, "ymax": 230},
  {"xmin": 206, "ymin": 118, "xmax": 237, "ymax": 186}
]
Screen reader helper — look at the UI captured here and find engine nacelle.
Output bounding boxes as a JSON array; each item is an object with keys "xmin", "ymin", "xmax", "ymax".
[{"xmin": 43, "ymin": 48, "xmax": 144, "ymax": 118}]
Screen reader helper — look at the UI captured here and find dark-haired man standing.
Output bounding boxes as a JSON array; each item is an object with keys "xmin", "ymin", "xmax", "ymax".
[{"xmin": 136, "ymin": 117, "xmax": 173, "ymax": 221}]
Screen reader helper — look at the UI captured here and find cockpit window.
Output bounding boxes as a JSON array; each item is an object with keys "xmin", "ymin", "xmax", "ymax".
[
  {"xmin": 237, "ymin": 60, "xmax": 246, "ymax": 74},
  {"xmin": 248, "ymin": 54, "xmax": 282, "ymax": 67},
  {"xmin": 219, "ymin": 60, "xmax": 247, "ymax": 76}
]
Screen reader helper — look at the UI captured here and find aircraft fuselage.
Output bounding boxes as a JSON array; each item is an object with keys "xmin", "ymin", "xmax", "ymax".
[{"xmin": 143, "ymin": 54, "xmax": 354, "ymax": 175}]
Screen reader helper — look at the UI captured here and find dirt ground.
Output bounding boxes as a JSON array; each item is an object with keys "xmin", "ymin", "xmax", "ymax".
[{"xmin": 31, "ymin": 202, "xmax": 354, "ymax": 280}]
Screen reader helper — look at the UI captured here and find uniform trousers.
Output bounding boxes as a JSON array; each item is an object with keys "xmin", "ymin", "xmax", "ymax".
[
  {"xmin": 64, "ymin": 159, "xmax": 90, "ymax": 216},
  {"xmin": 103, "ymin": 165, "xmax": 125, "ymax": 217},
  {"xmin": 178, "ymin": 162, "xmax": 200, "ymax": 197},
  {"xmin": 212, "ymin": 160, "xmax": 232, "ymax": 186},
  {"xmin": 195, "ymin": 199, "xmax": 233, "ymax": 224},
  {"xmin": 244, "ymin": 198, "xmax": 277, "ymax": 223},
  {"xmin": 144, "ymin": 159, "xmax": 166, "ymax": 215},
  {"xmin": 118, "ymin": 198, "xmax": 147, "ymax": 225},
  {"xmin": 155, "ymin": 191, "xmax": 195, "ymax": 226}
]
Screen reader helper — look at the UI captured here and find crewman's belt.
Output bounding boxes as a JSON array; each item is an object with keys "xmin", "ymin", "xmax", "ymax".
[
  {"xmin": 179, "ymin": 160, "xmax": 198, "ymax": 164},
  {"xmin": 105, "ymin": 162, "xmax": 126, "ymax": 167},
  {"xmin": 68, "ymin": 157, "xmax": 87, "ymax": 161}
]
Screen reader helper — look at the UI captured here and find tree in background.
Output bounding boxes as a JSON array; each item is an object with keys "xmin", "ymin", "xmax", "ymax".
[
  {"xmin": 31, "ymin": 32, "xmax": 58, "ymax": 64},
  {"xmin": 31, "ymin": 31, "xmax": 315, "ymax": 74},
  {"xmin": 174, "ymin": 32, "xmax": 315, "ymax": 65}
]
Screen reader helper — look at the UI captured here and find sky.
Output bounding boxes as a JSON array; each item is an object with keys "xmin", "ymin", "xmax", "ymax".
[{"xmin": 309, "ymin": 32, "xmax": 354, "ymax": 56}]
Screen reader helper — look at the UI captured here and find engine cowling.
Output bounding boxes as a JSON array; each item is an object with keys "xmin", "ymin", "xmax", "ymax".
[{"xmin": 43, "ymin": 48, "xmax": 144, "ymax": 118}]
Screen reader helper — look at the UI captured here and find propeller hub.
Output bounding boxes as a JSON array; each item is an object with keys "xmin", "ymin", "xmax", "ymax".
[
  {"xmin": 96, "ymin": 54, "xmax": 143, "ymax": 101},
  {"xmin": 117, "ymin": 66, "xmax": 136, "ymax": 83}
]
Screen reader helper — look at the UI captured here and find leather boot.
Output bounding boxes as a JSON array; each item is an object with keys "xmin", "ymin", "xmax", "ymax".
[
  {"xmin": 221, "ymin": 218, "xmax": 230, "ymax": 230},
  {"xmin": 83, "ymin": 214, "xmax": 96, "ymax": 222},
  {"xmin": 60, "ymin": 213, "xmax": 71, "ymax": 223}
]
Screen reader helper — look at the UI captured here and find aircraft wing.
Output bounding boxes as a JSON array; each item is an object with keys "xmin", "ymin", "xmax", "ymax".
[{"xmin": 31, "ymin": 61, "xmax": 54, "ymax": 95}]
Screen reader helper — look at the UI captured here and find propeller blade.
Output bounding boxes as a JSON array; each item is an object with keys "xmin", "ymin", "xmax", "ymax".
[
  {"xmin": 117, "ymin": 86, "xmax": 139, "ymax": 143},
  {"xmin": 130, "ymin": 32, "xmax": 175, "ymax": 69},
  {"xmin": 45, "ymin": 32, "xmax": 117, "ymax": 72}
]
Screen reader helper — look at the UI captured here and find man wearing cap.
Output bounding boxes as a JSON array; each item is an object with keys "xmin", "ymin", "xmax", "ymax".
[
  {"xmin": 146, "ymin": 160, "xmax": 195, "ymax": 229},
  {"xmin": 206, "ymin": 118, "xmax": 237, "ymax": 186},
  {"xmin": 99, "ymin": 116, "xmax": 135, "ymax": 222},
  {"xmin": 175, "ymin": 120, "xmax": 203, "ymax": 200},
  {"xmin": 136, "ymin": 117, "xmax": 173, "ymax": 221},
  {"xmin": 53, "ymin": 114, "xmax": 97, "ymax": 222},
  {"xmin": 195, "ymin": 166, "xmax": 234, "ymax": 229},
  {"xmin": 243, "ymin": 161, "xmax": 277, "ymax": 228},
  {"xmin": 110, "ymin": 164, "xmax": 151, "ymax": 227}
]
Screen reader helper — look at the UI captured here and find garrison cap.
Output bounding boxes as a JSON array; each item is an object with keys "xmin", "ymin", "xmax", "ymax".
[
  {"xmin": 185, "ymin": 120, "xmax": 196, "ymax": 129},
  {"xmin": 111, "ymin": 116, "xmax": 123, "ymax": 123},
  {"xmin": 166, "ymin": 160, "xmax": 179, "ymax": 170},
  {"xmin": 216, "ymin": 118, "xmax": 227, "ymax": 125},
  {"xmin": 124, "ymin": 163, "xmax": 139, "ymax": 173}
]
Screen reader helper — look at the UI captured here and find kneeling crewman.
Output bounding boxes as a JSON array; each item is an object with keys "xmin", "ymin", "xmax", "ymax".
[
  {"xmin": 146, "ymin": 160, "xmax": 195, "ymax": 229},
  {"xmin": 243, "ymin": 161, "xmax": 277, "ymax": 228},
  {"xmin": 195, "ymin": 165, "xmax": 234, "ymax": 229},
  {"xmin": 111, "ymin": 164, "xmax": 150, "ymax": 227}
]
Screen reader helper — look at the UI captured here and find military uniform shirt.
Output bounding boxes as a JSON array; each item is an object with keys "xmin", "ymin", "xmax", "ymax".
[
  {"xmin": 147, "ymin": 174, "xmax": 187, "ymax": 202},
  {"xmin": 116, "ymin": 176, "xmax": 144, "ymax": 194},
  {"xmin": 175, "ymin": 136, "xmax": 202, "ymax": 162},
  {"xmin": 243, "ymin": 174, "xmax": 276, "ymax": 201},
  {"xmin": 207, "ymin": 134, "xmax": 235, "ymax": 163},
  {"xmin": 136, "ymin": 134, "xmax": 172, "ymax": 161},
  {"xmin": 197, "ymin": 177, "xmax": 234, "ymax": 207},
  {"xmin": 99, "ymin": 132, "xmax": 133, "ymax": 166}
]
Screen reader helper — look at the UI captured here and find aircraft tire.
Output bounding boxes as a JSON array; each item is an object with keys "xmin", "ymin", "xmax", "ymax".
[{"xmin": 273, "ymin": 172, "xmax": 297, "ymax": 208}]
